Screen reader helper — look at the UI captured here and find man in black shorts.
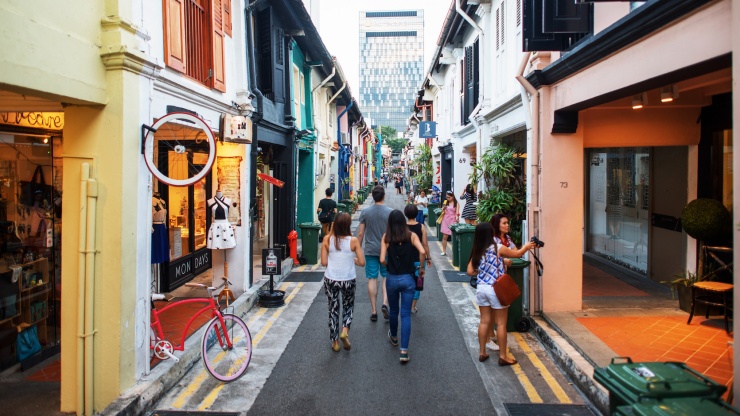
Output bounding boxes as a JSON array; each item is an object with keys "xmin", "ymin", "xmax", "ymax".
[{"xmin": 317, "ymin": 188, "xmax": 338, "ymax": 238}]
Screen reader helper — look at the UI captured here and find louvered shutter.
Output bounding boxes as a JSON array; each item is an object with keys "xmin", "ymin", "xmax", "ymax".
[
  {"xmin": 464, "ymin": 46, "xmax": 474, "ymax": 120},
  {"xmin": 223, "ymin": 0, "xmax": 232, "ymax": 37},
  {"xmin": 211, "ymin": 0, "xmax": 226, "ymax": 91},
  {"xmin": 164, "ymin": 0, "xmax": 186, "ymax": 73}
]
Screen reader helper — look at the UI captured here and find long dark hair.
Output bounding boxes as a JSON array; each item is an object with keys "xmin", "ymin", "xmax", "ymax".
[
  {"xmin": 384, "ymin": 210, "xmax": 410, "ymax": 245},
  {"xmin": 445, "ymin": 191, "xmax": 458, "ymax": 207},
  {"xmin": 490, "ymin": 213, "xmax": 513, "ymax": 247},
  {"xmin": 332, "ymin": 212, "xmax": 352, "ymax": 250},
  {"xmin": 468, "ymin": 222, "xmax": 495, "ymax": 271},
  {"xmin": 465, "ymin": 184, "xmax": 475, "ymax": 194}
]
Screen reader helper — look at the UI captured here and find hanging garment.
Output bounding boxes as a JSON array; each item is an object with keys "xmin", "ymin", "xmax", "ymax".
[{"xmin": 207, "ymin": 197, "xmax": 236, "ymax": 249}]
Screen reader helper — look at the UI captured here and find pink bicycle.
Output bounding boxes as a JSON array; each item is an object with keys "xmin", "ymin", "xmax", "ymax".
[{"xmin": 150, "ymin": 283, "xmax": 252, "ymax": 382}]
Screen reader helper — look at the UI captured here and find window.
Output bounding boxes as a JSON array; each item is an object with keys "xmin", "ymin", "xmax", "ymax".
[
  {"xmin": 163, "ymin": 0, "xmax": 230, "ymax": 92},
  {"xmin": 461, "ymin": 39, "xmax": 479, "ymax": 124}
]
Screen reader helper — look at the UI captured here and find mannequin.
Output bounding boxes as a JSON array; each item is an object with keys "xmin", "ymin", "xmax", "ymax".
[
  {"xmin": 207, "ymin": 190, "xmax": 237, "ymax": 250},
  {"xmin": 151, "ymin": 192, "xmax": 169, "ymax": 264}
]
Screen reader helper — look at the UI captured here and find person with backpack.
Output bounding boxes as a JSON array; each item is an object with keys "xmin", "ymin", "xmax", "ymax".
[{"xmin": 317, "ymin": 188, "xmax": 337, "ymax": 239}]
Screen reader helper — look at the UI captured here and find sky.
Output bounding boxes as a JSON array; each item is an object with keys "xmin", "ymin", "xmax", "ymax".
[{"xmin": 311, "ymin": 0, "xmax": 452, "ymax": 99}]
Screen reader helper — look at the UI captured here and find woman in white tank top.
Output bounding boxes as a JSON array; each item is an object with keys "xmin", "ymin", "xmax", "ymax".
[{"xmin": 320, "ymin": 212, "xmax": 365, "ymax": 352}]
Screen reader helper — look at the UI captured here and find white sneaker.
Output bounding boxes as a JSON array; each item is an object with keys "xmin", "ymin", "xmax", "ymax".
[
  {"xmin": 440, "ymin": 252, "xmax": 446, "ymax": 256},
  {"xmin": 486, "ymin": 341, "xmax": 500, "ymax": 351}
]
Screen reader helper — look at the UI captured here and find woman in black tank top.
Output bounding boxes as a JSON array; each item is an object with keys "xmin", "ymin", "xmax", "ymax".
[
  {"xmin": 404, "ymin": 205, "xmax": 432, "ymax": 314},
  {"xmin": 380, "ymin": 210, "xmax": 426, "ymax": 363}
]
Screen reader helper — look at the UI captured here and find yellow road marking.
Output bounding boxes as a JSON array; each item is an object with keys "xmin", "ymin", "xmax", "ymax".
[
  {"xmin": 312, "ymin": 263, "xmax": 320, "ymax": 271},
  {"xmin": 197, "ymin": 283, "xmax": 304, "ymax": 411},
  {"xmin": 512, "ymin": 363, "xmax": 543, "ymax": 403},
  {"xmin": 513, "ymin": 333, "xmax": 572, "ymax": 404}
]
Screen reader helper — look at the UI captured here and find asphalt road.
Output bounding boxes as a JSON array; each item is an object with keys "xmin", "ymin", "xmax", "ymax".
[{"xmin": 152, "ymin": 186, "xmax": 595, "ymax": 416}]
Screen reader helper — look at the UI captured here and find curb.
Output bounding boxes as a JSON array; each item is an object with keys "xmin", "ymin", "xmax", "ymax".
[
  {"xmin": 531, "ymin": 316, "xmax": 609, "ymax": 415},
  {"xmin": 100, "ymin": 259, "xmax": 294, "ymax": 416}
]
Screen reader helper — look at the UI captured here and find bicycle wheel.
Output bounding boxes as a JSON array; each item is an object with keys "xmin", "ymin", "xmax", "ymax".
[
  {"xmin": 143, "ymin": 112, "xmax": 216, "ymax": 187},
  {"xmin": 201, "ymin": 313, "xmax": 252, "ymax": 382}
]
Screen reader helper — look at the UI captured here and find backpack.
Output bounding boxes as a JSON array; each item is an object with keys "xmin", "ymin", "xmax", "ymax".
[{"xmin": 318, "ymin": 210, "xmax": 333, "ymax": 223}]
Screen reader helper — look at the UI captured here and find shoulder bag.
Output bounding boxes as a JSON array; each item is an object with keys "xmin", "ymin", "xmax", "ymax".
[{"xmin": 493, "ymin": 273, "xmax": 521, "ymax": 307}]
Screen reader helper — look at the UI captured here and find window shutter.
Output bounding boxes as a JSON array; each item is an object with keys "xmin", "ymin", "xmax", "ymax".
[
  {"xmin": 223, "ymin": 0, "xmax": 232, "ymax": 37},
  {"xmin": 211, "ymin": 0, "xmax": 226, "ymax": 92},
  {"xmin": 163, "ymin": 0, "xmax": 186, "ymax": 73}
]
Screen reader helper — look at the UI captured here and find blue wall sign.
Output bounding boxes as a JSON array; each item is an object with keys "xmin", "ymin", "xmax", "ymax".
[{"xmin": 419, "ymin": 121, "xmax": 436, "ymax": 138}]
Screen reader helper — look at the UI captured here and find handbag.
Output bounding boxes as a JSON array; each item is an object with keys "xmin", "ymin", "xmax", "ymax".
[
  {"xmin": 318, "ymin": 211, "xmax": 332, "ymax": 223},
  {"xmin": 493, "ymin": 273, "xmax": 521, "ymax": 307},
  {"xmin": 16, "ymin": 325, "xmax": 41, "ymax": 362},
  {"xmin": 19, "ymin": 166, "xmax": 59, "ymax": 207},
  {"xmin": 469, "ymin": 276, "xmax": 477, "ymax": 288},
  {"xmin": 436, "ymin": 212, "xmax": 444, "ymax": 225}
]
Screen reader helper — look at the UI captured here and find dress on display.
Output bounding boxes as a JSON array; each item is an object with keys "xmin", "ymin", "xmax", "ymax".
[
  {"xmin": 208, "ymin": 196, "xmax": 236, "ymax": 249},
  {"xmin": 151, "ymin": 198, "xmax": 169, "ymax": 264}
]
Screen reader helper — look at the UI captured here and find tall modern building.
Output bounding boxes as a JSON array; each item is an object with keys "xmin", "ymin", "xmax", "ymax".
[{"xmin": 359, "ymin": 10, "xmax": 424, "ymax": 133}]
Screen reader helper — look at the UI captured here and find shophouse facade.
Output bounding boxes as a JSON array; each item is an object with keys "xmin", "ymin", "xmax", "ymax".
[{"xmin": 0, "ymin": 0, "xmax": 361, "ymax": 413}]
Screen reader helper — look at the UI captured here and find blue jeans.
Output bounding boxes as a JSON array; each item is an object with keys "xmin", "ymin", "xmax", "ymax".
[{"xmin": 386, "ymin": 273, "xmax": 416, "ymax": 350}]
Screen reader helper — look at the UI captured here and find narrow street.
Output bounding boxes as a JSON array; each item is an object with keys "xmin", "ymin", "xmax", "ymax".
[{"xmin": 151, "ymin": 188, "xmax": 597, "ymax": 415}]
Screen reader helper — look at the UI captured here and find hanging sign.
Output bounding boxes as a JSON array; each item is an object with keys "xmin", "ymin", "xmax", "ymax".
[{"xmin": 419, "ymin": 121, "xmax": 437, "ymax": 138}]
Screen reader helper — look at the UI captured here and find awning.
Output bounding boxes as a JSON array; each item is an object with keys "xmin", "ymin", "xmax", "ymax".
[{"xmin": 257, "ymin": 173, "xmax": 285, "ymax": 188}]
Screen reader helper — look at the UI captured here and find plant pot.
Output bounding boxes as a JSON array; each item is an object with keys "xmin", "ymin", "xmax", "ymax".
[{"xmin": 677, "ymin": 284, "xmax": 708, "ymax": 316}]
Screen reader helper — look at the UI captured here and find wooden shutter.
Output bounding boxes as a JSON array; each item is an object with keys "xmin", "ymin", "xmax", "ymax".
[
  {"xmin": 211, "ymin": 0, "xmax": 226, "ymax": 91},
  {"xmin": 163, "ymin": 0, "xmax": 186, "ymax": 72},
  {"xmin": 464, "ymin": 46, "xmax": 474, "ymax": 121},
  {"xmin": 223, "ymin": 0, "xmax": 232, "ymax": 37}
]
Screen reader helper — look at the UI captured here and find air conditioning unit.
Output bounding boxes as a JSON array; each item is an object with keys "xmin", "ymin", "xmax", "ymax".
[
  {"xmin": 340, "ymin": 132, "xmax": 349, "ymax": 144},
  {"xmin": 353, "ymin": 146, "xmax": 360, "ymax": 155}
]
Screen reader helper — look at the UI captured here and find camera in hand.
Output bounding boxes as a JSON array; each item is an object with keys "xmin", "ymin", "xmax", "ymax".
[{"xmin": 530, "ymin": 236, "xmax": 545, "ymax": 248}]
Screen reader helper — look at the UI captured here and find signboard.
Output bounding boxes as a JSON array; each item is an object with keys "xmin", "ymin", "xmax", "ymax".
[
  {"xmin": 262, "ymin": 248, "xmax": 283, "ymax": 276},
  {"xmin": 216, "ymin": 156, "xmax": 243, "ymax": 226},
  {"xmin": 419, "ymin": 121, "xmax": 437, "ymax": 138}
]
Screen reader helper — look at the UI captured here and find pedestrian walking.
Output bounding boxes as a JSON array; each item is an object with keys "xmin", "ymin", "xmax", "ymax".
[
  {"xmin": 395, "ymin": 177, "xmax": 401, "ymax": 194},
  {"xmin": 486, "ymin": 213, "xmax": 518, "ymax": 350},
  {"xmin": 414, "ymin": 190, "xmax": 429, "ymax": 225},
  {"xmin": 321, "ymin": 212, "xmax": 365, "ymax": 352},
  {"xmin": 380, "ymin": 210, "xmax": 426, "ymax": 363},
  {"xmin": 439, "ymin": 190, "xmax": 459, "ymax": 256},
  {"xmin": 356, "ymin": 185, "xmax": 393, "ymax": 321},
  {"xmin": 317, "ymin": 187, "xmax": 338, "ymax": 239},
  {"xmin": 404, "ymin": 205, "xmax": 431, "ymax": 314},
  {"xmin": 460, "ymin": 184, "xmax": 478, "ymax": 225},
  {"xmin": 466, "ymin": 221, "xmax": 535, "ymax": 365}
]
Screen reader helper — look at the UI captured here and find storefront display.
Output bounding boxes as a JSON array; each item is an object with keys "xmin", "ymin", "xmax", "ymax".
[{"xmin": 0, "ymin": 130, "xmax": 61, "ymax": 370}]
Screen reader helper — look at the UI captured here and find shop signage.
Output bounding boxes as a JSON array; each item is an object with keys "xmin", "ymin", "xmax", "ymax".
[
  {"xmin": 0, "ymin": 112, "xmax": 64, "ymax": 130},
  {"xmin": 220, "ymin": 113, "xmax": 252, "ymax": 144},
  {"xmin": 216, "ymin": 156, "xmax": 243, "ymax": 226},
  {"xmin": 419, "ymin": 121, "xmax": 436, "ymax": 138},
  {"xmin": 168, "ymin": 249, "xmax": 212, "ymax": 285}
]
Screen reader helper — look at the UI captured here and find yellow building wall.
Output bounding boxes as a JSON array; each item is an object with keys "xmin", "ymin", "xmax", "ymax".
[{"xmin": 0, "ymin": 0, "xmax": 107, "ymax": 105}]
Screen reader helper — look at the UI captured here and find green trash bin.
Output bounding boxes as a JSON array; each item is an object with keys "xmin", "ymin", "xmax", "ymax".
[
  {"xmin": 428, "ymin": 203, "xmax": 440, "ymax": 224},
  {"xmin": 506, "ymin": 258, "xmax": 530, "ymax": 332},
  {"xmin": 449, "ymin": 223, "xmax": 463, "ymax": 268},
  {"xmin": 615, "ymin": 397, "xmax": 740, "ymax": 416},
  {"xmin": 433, "ymin": 208, "xmax": 443, "ymax": 240},
  {"xmin": 456, "ymin": 225, "xmax": 476, "ymax": 272},
  {"xmin": 336, "ymin": 202, "xmax": 348, "ymax": 215},
  {"xmin": 297, "ymin": 222, "xmax": 321, "ymax": 264},
  {"xmin": 594, "ymin": 357, "xmax": 727, "ymax": 415},
  {"xmin": 340, "ymin": 199, "xmax": 355, "ymax": 215}
]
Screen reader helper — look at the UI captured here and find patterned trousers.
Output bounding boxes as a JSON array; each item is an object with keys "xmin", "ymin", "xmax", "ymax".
[{"xmin": 323, "ymin": 278, "xmax": 356, "ymax": 341}]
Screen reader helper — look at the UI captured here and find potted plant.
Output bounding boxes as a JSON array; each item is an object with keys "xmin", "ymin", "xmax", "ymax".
[
  {"xmin": 469, "ymin": 144, "xmax": 526, "ymax": 244},
  {"xmin": 661, "ymin": 269, "xmax": 700, "ymax": 313}
]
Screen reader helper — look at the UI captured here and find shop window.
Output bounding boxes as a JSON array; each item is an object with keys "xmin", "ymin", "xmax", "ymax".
[
  {"xmin": 587, "ymin": 148, "xmax": 650, "ymax": 274},
  {"xmin": 163, "ymin": 0, "xmax": 227, "ymax": 92}
]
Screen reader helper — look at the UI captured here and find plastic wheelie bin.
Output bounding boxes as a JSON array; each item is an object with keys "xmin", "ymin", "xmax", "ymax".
[
  {"xmin": 615, "ymin": 397, "xmax": 740, "ymax": 416},
  {"xmin": 427, "ymin": 202, "xmax": 439, "ymax": 223},
  {"xmin": 456, "ymin": 224, "xmax": 476, "ymax": 272},
  {"xmin": 297, "ymin": 222, "xmax": 322, "ymax": 264},
  {"xmin": 594, "ymin": 357, "xmax": 728, "ymax": 415},
  {"xmin": 340, "ymin": 199, "xmax": 355, "ymax": 215},
  {"xmin": 449, "ymin": 223, "xmax": 463, "ymax": 267},
  {"xmin": 336, "ymin": 202, "xmax": 348, "ymax": 215},
  {"xmin": 506, "ymin": 258, "xmax": 531, "ymax": 332}
]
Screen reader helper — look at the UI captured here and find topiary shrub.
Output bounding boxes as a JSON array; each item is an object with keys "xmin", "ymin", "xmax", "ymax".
[{"xmin": 680, "ymin": 198, "xmax": 731, "ymax": 242}]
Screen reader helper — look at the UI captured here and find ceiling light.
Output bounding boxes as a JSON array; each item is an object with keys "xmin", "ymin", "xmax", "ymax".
[
  {"xmin": 631, "ymin": 93, "xmax": 647, "ymax": 110},
  {"xmin": 660, "ymin": 85, "xmax": 678, "ymax": 103}
]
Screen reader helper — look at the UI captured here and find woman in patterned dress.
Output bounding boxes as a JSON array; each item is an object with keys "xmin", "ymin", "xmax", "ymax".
[
  {"xmin": 439, "ymin": 191, "xmax": 459, "ymax": 256},
  {"xmin": 460, "ymin": 184, "xmax": 478, "ymax": 225}
]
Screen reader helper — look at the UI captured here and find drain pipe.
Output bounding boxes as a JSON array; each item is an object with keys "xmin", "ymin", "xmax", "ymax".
[
  {"xmin": 76, "ymin": 164, "xmax": 89, "ymax": 416},
  {"xmin": 515, "ymin": 52, "xmax": 541, "ymax": 314},
  {"xmin": 312, "ymin": 62, "xmax": 336, "ymax": 139},
  {"xmin": 83, "ymin": 169, "xmax": 98, "ymax": 415}
]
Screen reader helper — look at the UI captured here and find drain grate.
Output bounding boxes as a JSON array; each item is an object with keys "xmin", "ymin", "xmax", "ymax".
[
  {"xmin": 504, "ymin": 403, "xmax": 597, "ymax": 416},
  {"xmin": 283, "ymin": 271, "xmax": 325, "ymax": 282},
  {"xmin": 151, "ymin": 411, "xmax": 240, "ymax": 416},
  {"xmin": 443, "ymin": 270, "xmax": 470, "ymax": 282}
]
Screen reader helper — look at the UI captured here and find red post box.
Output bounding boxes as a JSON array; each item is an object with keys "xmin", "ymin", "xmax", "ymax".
[{"xmin": 287, "ymin": 230, "xmax": 299, "ymax": 265}]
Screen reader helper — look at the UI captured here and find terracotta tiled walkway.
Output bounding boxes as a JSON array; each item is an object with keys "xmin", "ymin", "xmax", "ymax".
[
  {"xmin": 573, "ymin": 258, "xmax": 734, "ymax": 399},
  {"xmin": 25, "ymin": 358, "xmax": 60, "ymax": 382}
]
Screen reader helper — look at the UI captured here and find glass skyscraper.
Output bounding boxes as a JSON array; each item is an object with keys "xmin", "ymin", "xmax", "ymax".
[{"xmin": 359, "ymin": 10, "xmax": 424, "ymax": 134}]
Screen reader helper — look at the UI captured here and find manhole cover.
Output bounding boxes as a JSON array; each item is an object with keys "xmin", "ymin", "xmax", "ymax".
[
  {"xmin": 443, "ymin": 270, "xmax": 470, "ymax": 282},
  {"xmin": 283, "ymin": 271, "xmax": 324, "ymax": 282},
  {"xmin": 504, "ymin": 403, "xmax": 597, "ymax": 416}
]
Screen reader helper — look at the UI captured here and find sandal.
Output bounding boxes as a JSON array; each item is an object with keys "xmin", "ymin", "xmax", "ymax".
[
  {"xmin": 339, "ymin": 333, "xmax": 351, "ymax": 351},
  {"xmin": 498, "ymin": 357, "xmax": 517, "ymax": 366},
  {"xmin": 479, "ymin": 354, "xmax": 490, "ymax": 362},
  {"xmin": 370, "ymin": 313, "xmax": 377, "ymax": 322}
]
